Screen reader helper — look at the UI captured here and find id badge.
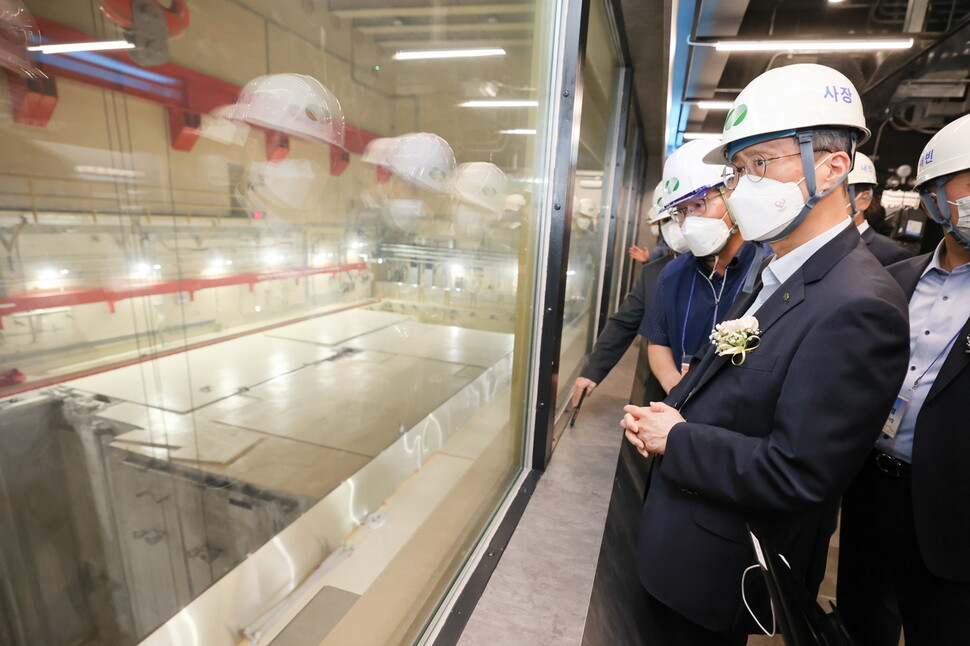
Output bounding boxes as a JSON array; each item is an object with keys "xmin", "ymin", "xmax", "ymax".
[
  {"xmin": 881, "ymin": 395, "xmax": 909, "ymax": 439},
  {"xmin": 680, "ymin": 353, "xmax": 692, "ymax": 376}
]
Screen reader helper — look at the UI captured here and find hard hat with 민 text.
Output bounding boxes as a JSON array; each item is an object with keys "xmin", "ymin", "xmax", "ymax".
[
  {"xmin": 848, "ymin": 152, "xmax": 877, "ymax": 186},
  {"xmin": 914, "ymin": 112, "xmax": 970, "ymax": 190},
  {"xmin": 704, "ymin": 64, "xmax": 870, "ymax": 164}
]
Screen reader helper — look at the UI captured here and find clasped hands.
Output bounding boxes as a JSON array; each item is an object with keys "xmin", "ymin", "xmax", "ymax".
[{"xmin": 620, "ymin": 401, "xmax": 685, "ymax": 458}]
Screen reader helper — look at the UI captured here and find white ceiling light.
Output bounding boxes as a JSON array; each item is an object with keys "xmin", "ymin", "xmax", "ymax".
[
  {"xmin": 460, "ymin": 100, "xmax": 538, "ymax": 108},
  {"xmin": 501, "ymin": 128, "xmax": 537, "ymax": 135},
  {"xmin": 714, "ymin": 38, "xmax": 913, "ymax": 52},
  {"xmin": 682, "ymin": 132, "xmax": 722, "ymax": 141},
  {"xmin": 29, "ymin": 40, "xmax": 135, "ymax": 54},
  {"xmin": 695, "ymin": 101, "xmax": 735, "ymax": 111},
  {"xmin": 393, "ymin": 48, "xmax": 506, "ymax": 61}
]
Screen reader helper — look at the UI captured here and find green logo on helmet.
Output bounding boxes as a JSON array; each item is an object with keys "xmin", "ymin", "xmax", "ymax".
[
  {"xmin": 724, "ymin": 104, "xmax": 748, "ymax": 131},
  {"xmin": 664, "ymin": 178, "xmax": 680, "ymax": 193}
]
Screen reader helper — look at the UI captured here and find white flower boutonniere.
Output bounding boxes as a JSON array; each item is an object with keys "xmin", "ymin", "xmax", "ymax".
[
  {"xmin": 710, "ymin": 316, "xmax": 762, "ymax": 366},
  {"xmin": 965, "ymin": 333, "xmax": 970, "ymax": 353}
]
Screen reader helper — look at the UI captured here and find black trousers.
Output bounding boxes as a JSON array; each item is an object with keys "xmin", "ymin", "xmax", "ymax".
[
  {"xmin": 837, "ymin": 453, "xmax": 970, "ymax": 646},
  {"xmin": 641, "ymin": 588, "xmax": 748, "ymax": 646}
]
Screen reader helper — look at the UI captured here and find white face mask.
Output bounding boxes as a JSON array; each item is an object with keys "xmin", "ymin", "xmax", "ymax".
[
  {"xmin": 946, "ymin": 195, "xmax": 970, "ymax": 240},
  {"xmin": 725, "ymin": 153, "xmax": 832, "ymax": 242},
  {"xmin": 247, "ymin": 159, "xmax": 320, "ymax": 211},
  {"xmin": 660, "ymin": 219, "xmax": 690, "ymax": 254},
  {"xmin": 680, "ymin": 215, "xmax": 732, "ymax": 257}
]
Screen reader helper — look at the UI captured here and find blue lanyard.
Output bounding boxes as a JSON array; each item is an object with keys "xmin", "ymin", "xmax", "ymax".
[
  {"xmin": 909, "ymin": 328, "xmax": 962, "ymax": 392},
  {"xmin": 681, "ymin": 271, "xmax": 698, "ymax": 358}
]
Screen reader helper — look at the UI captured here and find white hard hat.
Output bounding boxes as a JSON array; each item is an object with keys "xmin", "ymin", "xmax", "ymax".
[
  {"xmin": 913, "ymin": 112, "xmax": 970, "ymax": 248},
  {"xmin": 577, "ymin": 197, "xmax": 597, "ymax": 217},
  {"xmin": 452, "ymin": 162, "xmax": 508, "ymax": 214},
  {"xmin": 361, "ymin": 137, "xmax": 399, "ymax": 167},
  {"xmin": 663, "ymin": 140, "xmax": 725, "ymax": 208},
  {"xmin": 646, "ymin": 181, "xmax": 669, "ymax": 224},
  {"xmin": 704, "ymin": 64, "xmax": 870, "ymax": 164},
  {"xmin": 914, "ymin": 112, "xmax": 970, "ymax": 190},
  {"xmin": 386, "ymin": 132, "xmax": 456, "ymax": 194},
  {"xmin": 848, "ymin": 152, "xmax": 877, "ymax": 186},
  {"xmin": 226, "ymin": 74, "xmax": 345, "ymax": 149}
]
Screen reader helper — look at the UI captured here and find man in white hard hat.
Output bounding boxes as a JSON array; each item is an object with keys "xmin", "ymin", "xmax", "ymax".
[
  {"xmin": 570, "ymin": 182, "xmax": 678, "ymax": 414},
  {"xmin": 628, "ymin": 182, "xmax": 689, "ymax": 263},
  {"xmin": 639, "ymin": 139, "xmax": 765, "ymax": 395},
  {"xmin": 847, "ymin": 152, "xmax": 913, "ymax": 265},
  {"xmin": 620, "ymin": 64, "xmax": 910, "ymax": 643},
  {"xmin": 838, "ymin": 112, "xmax": 970, "ymax": 646}
]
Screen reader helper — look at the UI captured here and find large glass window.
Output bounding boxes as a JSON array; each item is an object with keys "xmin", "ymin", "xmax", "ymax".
[
  {"xmin": 555, "ymin": 0, "xmax": 621, "ymax": 423},
  {"xmin": 0, "ymin": 1, "xmax": 557, "ymax": 644}
]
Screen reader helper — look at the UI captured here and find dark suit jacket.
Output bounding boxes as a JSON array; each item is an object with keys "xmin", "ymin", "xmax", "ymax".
[
  {"xmin": 861, "ymin": 226, "xmax": 913, "ymax": 266},
  {"xmin": 580, "ymin": 254, "xmax": 673, "ymax": 404},
  {"xmin": 636, "ymin": 226, "xmax": 910, "ymax": 633},
  {"xmin": 887, "ymin": 253, "xmax": 970, "ymax": 581}
]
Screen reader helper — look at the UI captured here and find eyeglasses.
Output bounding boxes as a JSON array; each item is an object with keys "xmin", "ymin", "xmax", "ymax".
[
  {"xmin": 670, "ymin": 195, "xmax": 711, "ymax": 223},
  {"xmin": 721, "ymin": 152, "xmax": 801, "ymax": 190}
]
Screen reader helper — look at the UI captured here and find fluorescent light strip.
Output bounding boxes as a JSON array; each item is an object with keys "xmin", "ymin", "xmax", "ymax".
[
  {"xmin": 393, "ymin": 48, "xmax": 506, "ymax": 60},
  {"xmin": 714, "ymin": 38, "xmax": 913, "ymax": 52},
  {"xmin": 682, "ymin": 132, "xmax": 722, "ymax": 141},
  {"xmin": 501, "ymin": 128, "xmax": 537, "ymax": 135},
  {"xmin": 695, "ymin": 101, "xmax": 735, "ymax": 111},
  {"xmin": 29, "ymin": 40, "xmax": 135, "ymax": 54},
  {"xmin": 460, "ymin": 100, "xmax": 538, "ymax": 108}
]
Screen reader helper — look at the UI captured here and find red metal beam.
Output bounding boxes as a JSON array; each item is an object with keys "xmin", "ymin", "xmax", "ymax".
[
  {"xmin": 0, "ymin": 262, "xmax": 368, "ymax": 328},
  {"xmin": 27, "ymin": 17, "xmax": 383, "ymax": 159}
]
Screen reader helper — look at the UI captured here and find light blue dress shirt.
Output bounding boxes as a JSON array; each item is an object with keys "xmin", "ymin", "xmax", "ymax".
[
  {"xmin": 742, "ymin": 219, "xmax": 852, "ymax": 318},
  {"xmin": 875, "ymin": 242, "xmax": 970, "ymax": 463}
]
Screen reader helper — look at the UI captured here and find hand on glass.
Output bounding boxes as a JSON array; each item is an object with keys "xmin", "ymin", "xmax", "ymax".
[
  {"xmin": 628, "ymin": 245, "xmax": 649, "ymax": 263},
  {"xmin": 620, "ymin": 401, "xmax": 685, "ymax": 458}
]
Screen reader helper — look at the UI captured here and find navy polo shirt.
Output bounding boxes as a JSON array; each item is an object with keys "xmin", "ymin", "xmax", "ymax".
[{"xmin": 640, "ymin": 242, "xmax": 764, "ymax": 365}]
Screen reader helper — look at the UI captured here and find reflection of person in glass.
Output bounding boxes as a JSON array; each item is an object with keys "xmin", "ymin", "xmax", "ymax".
[
  {"xmin": 225, "ymin": 73, "xmax": 345, "ymax": 225},
  {"xmin": 380, "ymin": 132, "xmax": 455, "ymax": 233},
  {"xmin": 450, "ymin": 161, "xmax": 508, "ymax": 239}
]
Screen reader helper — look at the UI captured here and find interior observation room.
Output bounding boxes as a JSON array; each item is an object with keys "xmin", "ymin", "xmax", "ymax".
[{"xmin": 0, "ymin": 0, "xmax": 966, "ymax": 644}]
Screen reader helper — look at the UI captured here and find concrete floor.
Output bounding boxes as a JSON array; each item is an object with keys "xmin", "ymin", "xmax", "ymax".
[{"xmin": 458, "ymin": 344, "xmax": 847, "ymax": 646}]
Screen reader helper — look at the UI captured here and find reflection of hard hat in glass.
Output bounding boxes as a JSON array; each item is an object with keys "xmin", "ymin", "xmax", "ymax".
[
  {"xmin": 362, "ymin": 137, "xmax": 399, "ymax": 167},
  {"xmin": 386, "ymin": 132, "xmax": 456, "ymax": 194},
  {"xmin": 226, "ymin": 73, "xmax": 346, "ymax": 149},
  {"xmin": 0, "ymin": 0, "xmax": 43, "ymax": 78},
  {"xmin": 577, "ymin": 198, "xmax": 597, "ymax": 217},
  {"xmin": 452, "ymin": 162, "xmax": 508, "ymax": 214}
]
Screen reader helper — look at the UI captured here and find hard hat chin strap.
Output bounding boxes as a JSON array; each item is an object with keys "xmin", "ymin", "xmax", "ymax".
[
  {"xmin": 926, "ymin": 176, "xmax": 970, "ymax": 250},
  {"xmin": 764, "ymin": 131, "xmax": 857, "ymax": 243},
  {"xmin": 848, "ymin": 184, "xmax": 858, "ymax": 217},
  {"xmin": 717, "ymin": 185, "xmax": 740, "ymax": 234}
]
